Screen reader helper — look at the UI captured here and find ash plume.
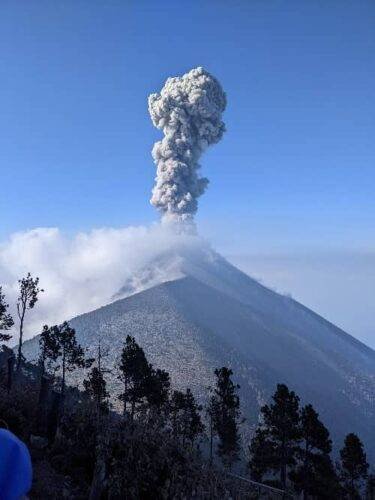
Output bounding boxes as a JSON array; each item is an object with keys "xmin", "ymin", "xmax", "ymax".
[{"xmin": 148, "ymin": 67, "xmax": 226, "ymax": 223}]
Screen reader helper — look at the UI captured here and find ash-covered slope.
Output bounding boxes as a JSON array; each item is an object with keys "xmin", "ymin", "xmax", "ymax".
[{"xmin": 23, "ymin": 256, "xmax": 375, "ymax": 458}]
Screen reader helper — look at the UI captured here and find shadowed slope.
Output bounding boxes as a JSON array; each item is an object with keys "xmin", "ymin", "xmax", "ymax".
[{"xmin": 23, "ymin": 263, "xmax": 375, "ymax": 459}]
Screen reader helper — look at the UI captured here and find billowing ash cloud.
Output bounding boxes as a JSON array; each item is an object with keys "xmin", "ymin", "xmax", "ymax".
[{"xmin": 148, "ymin": 67, "xmax": 226, "ymax": 222}]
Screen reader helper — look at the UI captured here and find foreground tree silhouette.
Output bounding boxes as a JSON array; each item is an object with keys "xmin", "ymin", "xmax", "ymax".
[
  {"xmin": 35, "ymin": 325, "xmax": 61, "ymax": 431},
  {"xmin": 145, "ymin": 366, "xmax": 170, "ymax": 411},
  {"xmin": 16, "ymin": 273, "xmax": 43, "ymax": 369},
  {"xmin": 38, "ymin": 325, "xmax": 60, "ymax": 376},
  {"xmin": 84, "ymin": 340, "xmax": 110, "ymax": 414},
  {"xmin": 53, "ymin": 322, "xmax": 91, "ymax": 397},
  {"xmin": 0, "ymin": 287, "xmax": 14, "ymax": 343},
  {"xmin": 248, "ymin": 428, "xmax": 276, "ymax": 482},
  {"xmin": 250, "ymin": 384, "xmax": 300, "ymax": 489},
  {"xmin": 340, "ymin": 433, "xmax": 369, "ymax": 499},
  {"xmin": 84, "ymin": 366, "xmax": 109, "ymax": 413},
  {"xmin": 170, "ymin": 388, "xmax": 204, "ymax": 447},
  {"xmin": 118, "ymin": 335, "xmax": 151, "ymax": 419},
  {"xmin": 366, "ymin": 474, "xmax": 375, "ymax": 500},
  {"xmin": 209, "ymin": 367, "xmax": 241, "ymax": 468},
  {"xmin": 290, "ymin": 404, "xmax": 340, "ymax": 498}
]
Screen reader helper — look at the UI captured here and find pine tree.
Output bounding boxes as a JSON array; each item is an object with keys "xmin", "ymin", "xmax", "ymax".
[
  {"xmin": 117, "ymin": 335, "xmax": 151, "ymax": 419},
  {"xmin": 16, "ymin": 273, "xmax": 43, "ymax": 369},
  {"xmin": 36, "ymin": 325, "xmax": 61, "ymax": 432},
  {"xmin": 38, "ymin": 325, "xmax": 60, "ymax": 376},
  {"xmin": 340, "ymin": 433, "xmax": 369, "ymax": 499},
  {"xmin": 260, "ymin": 384, "xmax": 301, "ymax": 489},
  {"xmin": 290, "ymin": 404, "xmax": 340, "ymax": 498},
  {"xmin": 170, "ymin": 388, "xmax": 204, "ymax": 447},
  {"xmin": 84, "ymin": 339, "xmax": 110, "ymax": 413},
  {"xmin": 145, "ymin": 366, "xmax": 170, "ymax": 409},
  {"xmin": 183, "ymin": 388, "xmax": 204, "ymax": 446},
  {"xmin": 0, "ymin": 286, "xmax": 14, "ymax": 343},
  {"xmin": 248, "ymin": 428, "xmax": 276, "ymax": 482},
  {"xmin": 83, "ymin": 366, "xmax": 109, "ymax": 412},
  {"xmin": 209, "ymin": 367, "xmax": 241, "ymax": 468},
  {"xmin": 54, "ymin": 322, "xmax": 91, "ymax": 397},
  {"xmin": 366, "ymin": 473, "xmax": 375, "ymax": 500}
]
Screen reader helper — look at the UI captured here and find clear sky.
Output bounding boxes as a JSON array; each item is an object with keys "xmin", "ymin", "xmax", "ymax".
[{"xmin": 0, "ymin": 1, "xmax": 374, "ymax": 346}]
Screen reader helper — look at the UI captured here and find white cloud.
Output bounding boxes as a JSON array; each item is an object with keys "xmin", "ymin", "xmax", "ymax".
[{"xmin": 0, "ymin": 224, "xmax": 207, "ymax": 343}]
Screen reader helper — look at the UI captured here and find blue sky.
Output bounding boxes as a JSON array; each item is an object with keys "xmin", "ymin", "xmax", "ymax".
[{"xmin": 0, "ymin": 1, "xmax": 374, "ymax": 345}]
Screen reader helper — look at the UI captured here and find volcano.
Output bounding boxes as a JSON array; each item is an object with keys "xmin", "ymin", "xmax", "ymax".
[{"xmin": 22, "ymin": 252, "xmax": 375, "ymax": 459}]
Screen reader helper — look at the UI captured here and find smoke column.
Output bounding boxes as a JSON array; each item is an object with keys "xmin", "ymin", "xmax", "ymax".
[{"xmin": 148, "ymin": 67, "xmax": 226, "ymax": 223}]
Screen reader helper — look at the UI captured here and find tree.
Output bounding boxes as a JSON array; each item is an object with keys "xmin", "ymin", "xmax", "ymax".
[
  {"xmin": 0, "ymin": 287, "xmax": 14, "ymax": 343},
  {"xmin": 170, "ymin": 388, "xmax": 204, "ymax": 447},
  {"xmin": 290, "ymin": 404, "xmax": 339, "ymax": 498},
  {"xmin": 248, "ymin": 428, "xmax": 276, "ymax": 482},
  {"xmin": 53, "ymin": 322, "xmax": 91, "ymax": 397},
  {"xmin": 83, "ymin": 339, "xmax": 110, "ymax": 413},
  {"xmin": 38, "ymin": 325, "xmax": 60, "ymax": 376},
  {"xmin": 145, "ymin": 366, "xmax": 170, "ymax": 410},
  {"xmin": 260, "ymin": 384, "xmax": 301, "ymax": 489},
  {"xmin": 16, "ymin": 273, "xmax": 43, "ymax": 369},
  {"xmin": 117, "ymin": 335, "xmax": 151, "ymax": 419},
  {"xmin": 83, "ymin": 366, "xmax": 109, "ymax": 412},
  {"xmin": 36, "ymin": 325, "xmax": 61, "ymax": 432},
  {"xmin": 340, "ymin": 433, "xmax": 369, "ymax": 499},
  {"xmin": 209, "ymin": 367, "xmax": 241, "ymax": 468},
  {"xmin": 366, "ymin": 473, "xmax": 375, "ymax": 500}
]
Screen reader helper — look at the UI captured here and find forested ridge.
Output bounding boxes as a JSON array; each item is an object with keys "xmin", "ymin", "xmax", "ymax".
[{"xmin": 0, "ymin": 276, "xmax": 373, "ymax": 499}]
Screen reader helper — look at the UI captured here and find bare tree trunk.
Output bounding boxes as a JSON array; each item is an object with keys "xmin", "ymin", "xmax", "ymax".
[
  {"xmin": 302, "ymin": 441, "xmax": 309, "ymax": 500},
  {"xmin": 36, "ymin": 374, "xmax": 51, "ymax": 434},
  {"xmin": 209, "ymin": 414, "xmax": 213, "ymax": 466},
  {"xmin": 47, "ymin": 390, "xmax": 62, "ymax": 443},
  {"xmin": 61, "ymin": 349, "xmax": 66, "ymax": 399},
  {"xmin": 280, "ymin": 439, "xmax": 286, "ymax": 490},
  {"xmin": 7, "ymin": 354, "xmax": 15, "ymax": 393},
  {"xmin": 16, "ymin": 308, "xmax": 25, "ymax": 370},
  {"xmin": 123, "ymin": 379, "xmax": 127, "ymax": 416},
  {"xmin": 131, "ymin": 399, "xmax": 135, "ymax": 421}
]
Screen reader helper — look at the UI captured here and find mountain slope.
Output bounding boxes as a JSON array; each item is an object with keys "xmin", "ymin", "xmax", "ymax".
[{"xmin": 23, "ymin": 257, "xmax": 375, "ymax": 459}]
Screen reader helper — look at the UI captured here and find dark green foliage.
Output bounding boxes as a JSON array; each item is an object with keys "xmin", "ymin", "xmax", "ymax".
[
  {"xmin": 38, "ymin": 325, "xmax": 60, "ymax": 375},
  {"xmin": 170, "ymin": 388, "xmax": 204, "ymax": 446},
  {"xmin": 104, "ymin": 421, "xmax": 232, "ymax": 499},
  {"xmin": 209, "ymin": 366, "xmax": 241, "ymax": 468},
  {"xmin": 53, "ymin": 322, "xmax": 92, "ymax": 396},
  {"xmin": 0, "ymin": 319, "xmax": 373, "ymax": 498},
  {"xmin": 290, "ymin": 404, "xmax": 340, "ymax": 498},
  {"xmin": 16, "ymin": 273, "xmax": 43, "ymax": 369},
  {"xmin": 0, "ymin": 349, "xmax": 248, "ymax": 498},
  {"xmin": 299, "ymin": 404, "xmax": 332, "ymax": 455},
  {"xmin": 0, "ymin": 378, "xmax": 37, "ymax": 440},
  {"xmin": 83, "ymin": 366, "xmax": 109, "ymax": 412},
  {"xmin": 340, "ymin": 432, "xmax": 369, "ymax": 499},
  {"xmin": 249, "ymin": 385, "xmax": 370, "ymax": 498},
  {"xmin": 0, "ymin": 287, "xmax": 14, "ymax": 342},
  {"xmin": 260, "ymin": 384, "xmax": 301, "ymax": 488},
  {"xmin": 366, "ymin": 473, "xmax": 375, "ymax": 500},
  {"xmin": 248, "ymin": 427, "xmax": 276, "ymax": 482},
  {"xmin": 118, "ymin": 335, "xmax": 151, "ymax": 418},
  {"xmin": 56, "ymin": 403, "xmax": 99, "ymax": 487},
  {"xmin": 145, "ymin": 366, "xmax": 170, "ymax": 409}
]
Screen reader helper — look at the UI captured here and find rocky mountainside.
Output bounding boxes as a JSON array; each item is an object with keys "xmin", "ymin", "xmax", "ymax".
[{"xmin": 22, "ymin": 255, "xmax": 375, "ymax": 459}]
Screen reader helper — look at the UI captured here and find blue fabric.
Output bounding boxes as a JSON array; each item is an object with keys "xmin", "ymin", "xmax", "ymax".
[{"xmin": 0, "ymin": 429, "xmax": 32, "ymax": 500}]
